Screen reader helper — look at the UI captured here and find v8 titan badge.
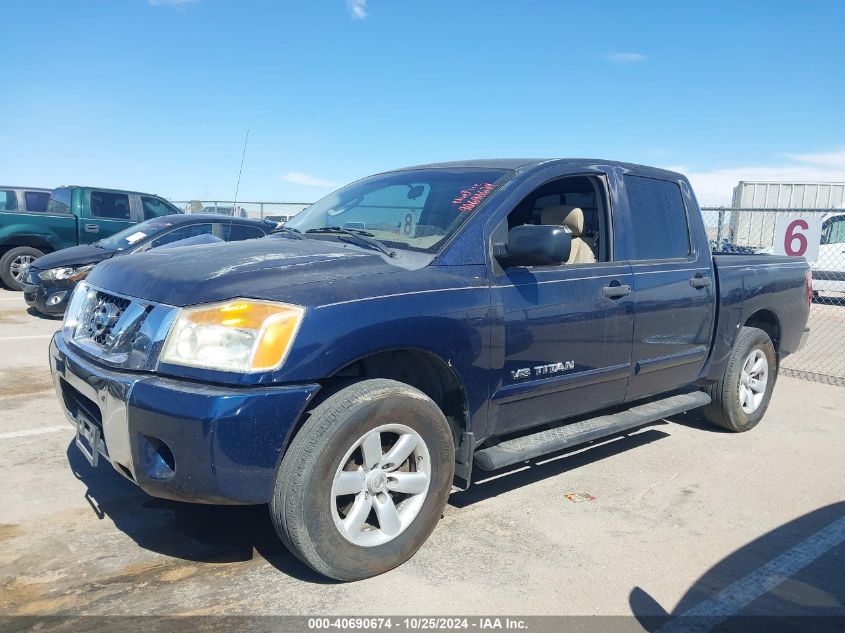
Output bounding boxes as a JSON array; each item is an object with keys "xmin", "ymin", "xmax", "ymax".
[{"xmin": 511, "ymin": 360, "xmax": 575, "ymax": 380}]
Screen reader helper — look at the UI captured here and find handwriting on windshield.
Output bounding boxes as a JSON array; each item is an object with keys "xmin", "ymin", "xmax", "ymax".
[{"xmin": 451, "ymin": 183, "xmax": 498, "ymax": 212}]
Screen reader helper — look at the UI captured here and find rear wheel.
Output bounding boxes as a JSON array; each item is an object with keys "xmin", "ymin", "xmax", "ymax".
[
  {"xmin": 270, "ymin": 379, "xmax": 454, "ymax": 580},
  {"xmin": 0, "ymin": 246, "xmax": 43, "ymax": 290},
  {"xmin": 703, "ymin": 326, "xmax": 776, "ymax": 432}
]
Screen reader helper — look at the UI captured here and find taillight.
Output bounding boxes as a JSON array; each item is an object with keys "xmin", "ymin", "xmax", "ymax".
[{"xmin": 806, "ymin": 269, "xmax": 813, "ymax": 306}]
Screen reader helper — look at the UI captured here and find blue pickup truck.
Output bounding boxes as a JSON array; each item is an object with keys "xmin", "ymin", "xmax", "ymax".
[{"xmin": 49, "ymin": 159, "xmax": 811, "ymax": 580}]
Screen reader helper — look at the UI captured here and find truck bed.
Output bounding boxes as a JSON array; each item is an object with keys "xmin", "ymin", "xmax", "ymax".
[{"xmin": 706, "ymin": 253, "xmax": 810, "ymax": 380}]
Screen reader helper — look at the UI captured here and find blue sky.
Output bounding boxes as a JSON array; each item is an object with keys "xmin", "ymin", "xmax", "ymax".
[{"xmin": 2, "ymin": 0, "xmax": 844, "ymax": 204}]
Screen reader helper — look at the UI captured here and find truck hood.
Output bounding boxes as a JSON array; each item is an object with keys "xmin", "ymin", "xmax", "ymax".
[
  {"xmin": 86, "ymin": 236, "xmax": 405, "ymax": 307},
  {"xmin": 30, "ymin": 244, "xmax": 115, "ymax": 270}
]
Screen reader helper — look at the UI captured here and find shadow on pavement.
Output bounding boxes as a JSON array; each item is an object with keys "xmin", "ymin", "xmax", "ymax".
[
  {"xmin": 26, "ymin": 307, "xmax": 62, "ymax": 320},
  {"xmin": 450, "ymin": 425, "xmax": 671, "ymax": 508},
  {"xmin": 65, "ymin": 443, "xmax": 334, "ymax": 584},
  {"xmin": 450, "ymin": 406, "xmax": 732, "ymax": 509},
  {"xmin": 629, "ymin": 501, "xmax": 845, "ymax": 631},
  {"xmin": 64, "ymin": 405, "xmax": 781, "ymax": 589},
  {"xmin": 661, "ymin": 409, "xmax": 732, "ymax": 434}
]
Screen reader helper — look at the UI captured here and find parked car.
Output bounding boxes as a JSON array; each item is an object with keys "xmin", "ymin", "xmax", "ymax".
[
  {"xmin": 23, "ymin": 214, "xmax": 272, "ymax": 315},
  {"xmin": 50, "ymin": 159, "xmax": 810, "ymax": 581},
  {"xmin": 812, "ymin": 211, "xmax": 845, "ymax": 295},
  {"xmin": 0, "ymin": 185, "xmax": 182, "ymax": 290},
  {"xmin": 709, "ymin": 238, "xmax": 758, "ymax": 255},
  {"xmin": 0, "ymin": 186, "xmax": 53, "ymax": 287}
]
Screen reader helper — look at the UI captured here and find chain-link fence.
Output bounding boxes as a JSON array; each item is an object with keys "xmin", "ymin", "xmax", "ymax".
[
  {"xmin": 171, "ymin": 200, "xmax": 311, "ymax": 222},
  {"xmin": 701, "ymin": 206, "xmax": 845, "ymax": 386}
]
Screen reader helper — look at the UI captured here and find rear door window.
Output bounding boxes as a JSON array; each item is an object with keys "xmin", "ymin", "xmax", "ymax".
[
  {"xmin": 48, "ymin": 188, "xmax": 72, "ymax": 214},
  {"xmin": 24, "ymin": 191, "xmax": 50, "ymax": 212},
  {"xmin": 90, "ymin": 191, "xmax": 131, "ymax": 220},
  {"xmin": 150, "ymin": 223, "xmax": 214, "ymax": 248},
  {"xmin": 222, "ymin": 223, "xmax": 266, "ymax": 241},
  {"xmin": 624, "ymin": 175, "xmax": 691, "ymax": 260},
  {"xmin": 0, "ymin": 190, "xmax": 17, "ymax": 211}
]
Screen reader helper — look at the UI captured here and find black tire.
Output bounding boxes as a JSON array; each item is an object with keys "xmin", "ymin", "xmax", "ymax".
[
  {"xmin": 703, "ymin": 326, "xmax": 777, "ymax": 432},
  {"xmin": 0, "ymin": 246, "xmax": 43, "ymax": 290},
  {"xmin": 270, "ymin": 378, "xmax": 455, "ymax": 581}
]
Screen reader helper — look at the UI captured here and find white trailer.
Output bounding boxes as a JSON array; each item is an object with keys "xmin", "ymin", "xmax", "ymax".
[{"xmin": 728, "ymin": 181, "xmax": 845, "ymax": 248}]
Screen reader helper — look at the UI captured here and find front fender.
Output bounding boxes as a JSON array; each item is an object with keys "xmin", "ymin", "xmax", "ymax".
[{"xmin": 281, "ymin": 285, "xmax": 491, "ymax": 437}]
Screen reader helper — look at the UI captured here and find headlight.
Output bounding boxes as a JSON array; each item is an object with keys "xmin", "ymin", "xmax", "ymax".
[
  {"xmin": 160, "ymin": 299, "xmax": 305, "ymax": 373},
  {"xmin": 62, "ymin": 281, "xmax": 93, "ymax": 337},
  {"xmin": 39, "ymin": 264, "xmax": 96, "ymax": 282}
]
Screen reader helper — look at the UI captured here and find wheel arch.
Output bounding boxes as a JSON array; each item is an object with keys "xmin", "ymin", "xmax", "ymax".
[
  {"xmin": 743, "ymin": 309, "xmax": 781, "ymax": 354},
  {"xmin": 0, "ymin": 234, "xmax": 55, "ymax": 253},
  {"xmin": 324, "ymin": 347, "xmax": 469, "ymax": 446}
]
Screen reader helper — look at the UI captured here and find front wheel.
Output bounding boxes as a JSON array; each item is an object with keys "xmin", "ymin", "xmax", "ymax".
[
  {"xmin": 270, "ymin": 379, "xmax": 455, "ymax": 581},
  {"xmin": 703, "ymin": 326, "xmax": 776, "ymax": 432},
  {"xmin": 0, "ymin": 246, "xmax": 43, "ymax": 290}
]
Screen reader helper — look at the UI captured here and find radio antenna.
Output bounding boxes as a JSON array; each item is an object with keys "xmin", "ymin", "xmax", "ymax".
[{"xmin": 232, "ymin": 129, "xmax": 249, "ymax": 217}]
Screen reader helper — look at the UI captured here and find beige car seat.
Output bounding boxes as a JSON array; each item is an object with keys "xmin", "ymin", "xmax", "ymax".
[{"xmin": 539, "ymin": 205, "xmax": 597, "ymax": 264}]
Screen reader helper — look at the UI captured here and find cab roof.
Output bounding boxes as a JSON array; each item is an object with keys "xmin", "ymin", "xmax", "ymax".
[{"xmin": 396, "ymin": 158, "xmax": 686, "ymax": 182}]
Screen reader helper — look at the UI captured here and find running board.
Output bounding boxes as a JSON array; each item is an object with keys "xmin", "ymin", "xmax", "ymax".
[{"xmin": 474, "ymin": 391, "xmax": 711, "ymax": 471}]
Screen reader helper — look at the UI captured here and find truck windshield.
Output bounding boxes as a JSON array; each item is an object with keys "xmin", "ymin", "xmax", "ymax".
[
  {"xmin": 285, "ymin": 168, "xmax": 512, "ymax": 253},
  {"xmin": 95, "ymin": 217, "xmax": 179, "ymax": 251}
]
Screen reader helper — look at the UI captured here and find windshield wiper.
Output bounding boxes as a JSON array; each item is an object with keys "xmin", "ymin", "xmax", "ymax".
[
  {"xmin": 273, "ymin": 226, "xmax": 304, "ymax": 239},
  {"xmin": 305, "ymin": 227, "xmax": 396, "ymax": 257}
]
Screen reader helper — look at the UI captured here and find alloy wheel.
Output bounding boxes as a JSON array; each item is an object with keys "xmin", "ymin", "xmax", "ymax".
[
  {"xmin": 330, "ymin": 423, "xmax": 431, "ymax": 547},
  {"xmin": 739, "ymin": 348, "xmax": 768, "ymax": 414}
]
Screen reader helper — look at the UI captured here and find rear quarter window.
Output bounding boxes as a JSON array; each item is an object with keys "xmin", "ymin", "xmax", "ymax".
[
  {"xmin": 624, "ymin": 175, "xmax": 691, "ymax": 260},
  {"xmin": 0, "ymin": 190, "xmax": 18, "ymax": 211}
]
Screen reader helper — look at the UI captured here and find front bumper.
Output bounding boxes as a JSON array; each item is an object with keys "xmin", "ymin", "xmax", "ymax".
[
  {"xmin": 50, "ymin": 333, "xmax": 320, "ymax": 504},
  {"xmin": 22, "ymin": 270, "xmax": 72, "ymax": 315}
]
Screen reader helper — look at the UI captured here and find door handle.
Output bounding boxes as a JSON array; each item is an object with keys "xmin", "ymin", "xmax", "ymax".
[
  {"xmin": 84, "ymin": 224, "xmax": 100, "ymax": 233},
  {"xmin": 690, "ymin": 274, "xmax": 711, "ymax": 289},
  {"xmin": 602, "ymin": 283, "xmax": 631, "ymax": 299}
]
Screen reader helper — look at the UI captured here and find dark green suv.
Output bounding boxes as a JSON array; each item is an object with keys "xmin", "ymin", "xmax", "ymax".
[{"xmin": 0, "ymin": 185, "xmax": 182, "ymax": 289}]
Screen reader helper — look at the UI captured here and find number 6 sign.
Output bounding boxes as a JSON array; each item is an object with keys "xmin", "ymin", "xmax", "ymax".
[{"xmin": 773, "ymin": 216, "xmax": 822, "ymax": 262}]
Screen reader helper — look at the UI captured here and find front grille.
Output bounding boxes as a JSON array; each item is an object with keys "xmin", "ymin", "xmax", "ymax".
[
  {"xmin": 84, "ymin": 291, "xmax": 132, "ymax": 345},
  {"xmin": 65, "ymin": 282, "xmax": 177, "ymax": 371}
]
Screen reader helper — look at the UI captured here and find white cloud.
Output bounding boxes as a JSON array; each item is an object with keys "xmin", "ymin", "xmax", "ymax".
[
  {"xmin": 664, "ymin": 148, "xmax": 845, "ymax": 206},
  {"xmin": 347, "ymin": 0, "xmax": 367, "ymax": 19},
  {"xmin": 783, "ymin": 148, "xmax": 845, "ymax": 168},
  {"xmin": 281, "ymin": 172, "xmax": 341, "ymax": 188},
  {"xmin": 604, "ymin": 52, "xmax": 647, "ymax": 63}
]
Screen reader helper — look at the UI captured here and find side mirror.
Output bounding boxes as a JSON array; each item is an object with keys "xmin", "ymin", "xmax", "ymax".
[{"xmin": 495, "ymin": 224, "xmax": 571, "ymax": 267}]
